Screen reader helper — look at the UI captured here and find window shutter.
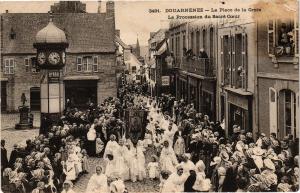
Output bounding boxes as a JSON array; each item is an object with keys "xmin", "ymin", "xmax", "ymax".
[
  {"xmin": 93, "ymin": 56, "xmax": 98, "ymax": 72},
  {"xmin": 229, "ymin": 35, "xmax": 235, "ymax": 86},
  {"xmin": 4, "ymin": 59, "xmax": 8, "ymax": 74},
  {"xmin": 268, "ymin": 20, "xmax": 275, "ymax": 56},
  {"xmin": 77, "ymin": 57, "xmax": 82, "ymax": 72},
  {"xmin": 269, "ymin": 87, "xmax": 277, "ymax": 135},
  {"xmin": 242, "ymin": 33, "xmax": 248, "ymax": 90},
  {"xmin": 220, "ymin": 36, "xmax": 224, "ymax": 83},
  {"xmin": 294, "ymin": 13, "xmax": 299, "ymax": 56},
  {"xmin": 13, "ymin": 59, "xmax": 16, "ymax": 74},
  {"xmin": 296, "ymin": 92, "xmax": 299, "ymax": 138}
]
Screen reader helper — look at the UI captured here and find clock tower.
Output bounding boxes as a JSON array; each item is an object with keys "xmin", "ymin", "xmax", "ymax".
[{"xmin": 33, "ymin": 13, "xmax": 69, "ymax": 133}]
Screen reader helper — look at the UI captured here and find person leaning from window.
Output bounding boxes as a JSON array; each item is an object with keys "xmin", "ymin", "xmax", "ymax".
[{"xmin": 199, "ymin": 48, "xmax": 208, "ymax": 59}]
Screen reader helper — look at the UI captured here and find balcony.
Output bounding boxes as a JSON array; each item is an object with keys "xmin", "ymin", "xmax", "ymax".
[{"xmin": 181, "ymin": 57, "xmax": 215, "ymax": 77}]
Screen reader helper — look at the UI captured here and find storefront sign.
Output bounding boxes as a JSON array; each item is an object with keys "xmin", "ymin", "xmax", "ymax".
[
  {"xmin": 162, "ymin": 76, "xmax": 170, "ymax": 86},
  {"xmin": 48, "ymin": 70, "xmax": 60, "ymax": 83},
  {"xmin": 227, "ymin": 93, "xmax": 249, "ymax": 110}
]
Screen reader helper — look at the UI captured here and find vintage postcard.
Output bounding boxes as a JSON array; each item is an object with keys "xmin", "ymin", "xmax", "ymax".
[{"xmin": 0, "ymin": 0, "xmax": 299, "ymax": 192}]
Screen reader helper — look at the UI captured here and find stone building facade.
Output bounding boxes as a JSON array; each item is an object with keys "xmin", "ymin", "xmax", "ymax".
[
  {"xmin": 0, "ymin": 1, "xmax": 117, "ymax": 112},
  {"xmin": 169, "ymin": 20, "xmax": 217, "ymax": 121},
  {"xmin": 256, "ymin": 5, "xmax": 299, "ymax": 139},
  {"xmin": 216, "ymin": 2, "xmax": 299, "ymax": 139}
]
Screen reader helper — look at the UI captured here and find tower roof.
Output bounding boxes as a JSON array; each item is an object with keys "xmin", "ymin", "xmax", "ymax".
[{"xmin": 35, "ymin": 17, "xmax": 67, "ymax": 44}]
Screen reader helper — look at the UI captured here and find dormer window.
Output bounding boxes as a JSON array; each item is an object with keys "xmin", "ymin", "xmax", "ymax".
[{"xmin": 10, "ymin": 28, "xmax": 16, "ymax": 40}]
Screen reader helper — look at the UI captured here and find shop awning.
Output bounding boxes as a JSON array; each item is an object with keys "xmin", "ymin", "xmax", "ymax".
[{"xmin": 63, "ymin": 75, "xmax": 99, "ymax": 81}]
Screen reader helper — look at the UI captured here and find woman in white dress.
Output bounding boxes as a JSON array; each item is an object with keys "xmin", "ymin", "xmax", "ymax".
[
  {"xmin": 105, "ymin": 150, "xmax": 118, "ymax": 180},
  {"xmin": 116, "ymin": 139, "xmax": 130, "ymax": 181},
  {"xmin": 126, "ymin": 139, "xmax": 138, "ymax": 182},
  {"xmin": 86, "ymin": 166, "xmax": 109, "ymax": 193},
  {"xmin": 159, "ymin": 140, "xmax": 178, "ymax": 174},
  {"xmin": 136, "ymin": 140, "xmax": 146, "ymax": 181},
  {"xmin": 103, "ymin": 134, "xmax": 119, "ymax": 158},
  {"xmin": 193, "ymin": 160, "xmax": 211, "ymax": 192},
  {"xmin": 64, "ymin": 156, "xmax": 76, "ymax": 181}
]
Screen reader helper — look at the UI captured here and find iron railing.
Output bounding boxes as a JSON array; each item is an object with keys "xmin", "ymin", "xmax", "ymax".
[{"xmin": 181, "ymin": 57, "xmax": 215, "ymax": 77}]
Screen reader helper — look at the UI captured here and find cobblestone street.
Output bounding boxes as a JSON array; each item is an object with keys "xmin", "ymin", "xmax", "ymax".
[{"xmin": 1, "ymin": 112, "xmax": 40, "ymax": 157}]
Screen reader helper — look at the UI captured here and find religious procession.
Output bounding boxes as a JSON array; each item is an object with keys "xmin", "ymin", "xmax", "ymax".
[
  {"xmin": 1, "ymin": 0, "xmax": 299, "ymax": 193},
  {"xmin": 1, "ymin": 80, "xmax": 299, "ymax": 193}
]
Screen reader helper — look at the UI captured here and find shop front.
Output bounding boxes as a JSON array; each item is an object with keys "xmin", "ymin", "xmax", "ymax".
[
  {"xmin": 64, "ymin": 79, "xmax": 98, "ymax": 109},
  {"xmin": 226, "ymin": 90, "xmax": 252, "ymax": 135}
]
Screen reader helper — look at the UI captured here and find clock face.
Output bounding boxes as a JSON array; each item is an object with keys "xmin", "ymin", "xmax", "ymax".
[
  {"xmin": 48, "ymin": 52, "xmax": 60, "ymax": 65},
  {"xmin": 62, "ymin": 52, "xmax": 66, "ymax": 64},
  {"xmin": 37, "ymin": 52, "xmax": 46, "ymax": 65}
]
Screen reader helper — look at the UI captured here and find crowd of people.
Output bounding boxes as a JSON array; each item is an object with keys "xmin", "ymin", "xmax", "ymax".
[
  {"xmin": 144, "ymin": 95, "xmax": 299, "ymax": 192},
  {"xmin": 1, "ymin": 80, "xmax": 299, "ymax": 193}
]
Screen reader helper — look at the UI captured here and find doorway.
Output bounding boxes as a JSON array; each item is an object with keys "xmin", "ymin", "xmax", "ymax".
[
  {"xmin": 1, "ymin": 81, "xmax": 7, "ymax": 112},
  {"xmin": 30, "ymin": 87, "xmax": 40, "ymax": 111}
]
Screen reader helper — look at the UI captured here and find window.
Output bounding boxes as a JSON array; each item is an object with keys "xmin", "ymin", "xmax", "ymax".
[
  {"xmin": 235, "ymin": 34, "xmax": 242, "ymax": 88},
  {"xmin": 202, "ymin": 29, "xmax": 206, "ymax": 51},
  {"xmin": 31, "ymin": 57, "xmax": 40, "ymax": 73},
  {"xmin": 209, "ymin": 28, "xmax": 214, "ymax": 58},
  {"xmin": 196, "ymin": 31, "xmax": 200, "ymax": 56},
  {"xmin": 191, "ymin": 32, "xmax": 194, "ymax": 54},
  {"xmin": 132, "ymin": 66, "xmax": 137, "ymax": 73},
  {"xmin": 223, "ymin": 35, "xmax": 230, "ymax": 85},
  {"xmin": 93, "ymin": 56, "xmax": 98, "ymax": 72},
  {"xmin": 9, "ymin": 28, "xmax": 16, "ymax": 40},
  {"xmin": 268, "ymin": 17, "xmax": 299, "ymax": 57},
  {"xmin": 4, "ymin": 59, "xmax": 14, "ymax": 74},
  {"xmin": 24, "ymin": 58, "xmax": 30, "ymax": 72},
  {"xmin": 77, "ymin": 57, "xmax": 82, "ymax": 72},
  {"xmin": 82, "ymin": 56, "xmax": 92, "ymax": 72}
]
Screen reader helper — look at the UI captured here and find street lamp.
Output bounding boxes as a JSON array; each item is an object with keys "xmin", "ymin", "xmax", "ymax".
[{"xmin": 33, "ymin": 13, "xmax": 69, "ymax": 134}]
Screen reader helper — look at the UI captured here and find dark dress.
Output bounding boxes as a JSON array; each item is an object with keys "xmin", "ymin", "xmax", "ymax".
[
  {"xmin": 9, "ymin": 149, "xmax": 19, "ymax": 168},
  {"xmin": 222, "ymin": 166, "xmax": 238, "ymax": 192},
  {"xmin": 1, "ymin": 146, "xmax": 9, "ymax": 171},
  {"xmin": 184, "ymin": 171, "xmax": 197, "ymax": 192}
]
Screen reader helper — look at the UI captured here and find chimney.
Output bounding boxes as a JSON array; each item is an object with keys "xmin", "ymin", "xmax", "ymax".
[
  {"xmin": 97, "ymin": 0, "xmax": 101, "ymax": 13},
  {"xmin": 5, "ymin": 10, "xmax": 8, "ymax": 13},
  {"xmin": 106, "ymin": 1, "xmax": 115, "ymax": 18}
]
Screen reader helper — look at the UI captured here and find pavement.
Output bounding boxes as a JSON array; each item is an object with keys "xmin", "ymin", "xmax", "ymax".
[
  {"xmin": 1, "ymin": 112, "xmax": 160, "ymax": 193},
  {"xmin": 1, "ymin": 112, "xmax": 40, "ymax": 157}
]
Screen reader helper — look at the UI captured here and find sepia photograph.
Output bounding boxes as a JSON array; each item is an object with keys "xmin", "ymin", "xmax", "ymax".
[{"xmin": 0, "ymin": 0, "xmax": 299, "ymax": 192}]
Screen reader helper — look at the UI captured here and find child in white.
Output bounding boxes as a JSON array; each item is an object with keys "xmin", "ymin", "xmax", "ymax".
[{"xmin": 147, "ymin": 155, "xmax": 159, "ymax": 180}]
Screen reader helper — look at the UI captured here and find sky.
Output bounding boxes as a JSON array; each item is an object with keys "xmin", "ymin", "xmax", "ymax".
[{"xmin": 0, "ymin": 0, "xmax": 277, "ymax": 45}]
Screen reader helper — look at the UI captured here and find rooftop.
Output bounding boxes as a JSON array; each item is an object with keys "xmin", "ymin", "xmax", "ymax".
[{"xmin": 1, "ymin": 13, "xmax": 115, "ymax": 54}]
